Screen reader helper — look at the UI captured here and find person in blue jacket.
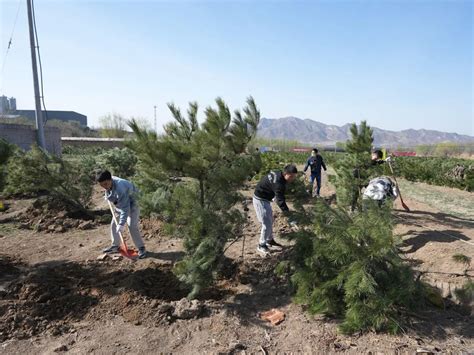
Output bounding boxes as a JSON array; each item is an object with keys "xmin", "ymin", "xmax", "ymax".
[
  {"xmin": 97, "ymin": 170, "xmax": 147, "ymax": 259},
  {"xmin": 303, "ymin": 148, "xmax": 327, "ymax": 197}
]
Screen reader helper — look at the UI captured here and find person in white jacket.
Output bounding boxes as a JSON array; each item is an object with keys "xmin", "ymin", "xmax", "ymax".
[
  {"xmin": 362, "ymin": 176, "xmax": 398, "ymax": 207},
  {"xmin": 97, "ymin": 170, "xmax": 147, "ymax": 259}
]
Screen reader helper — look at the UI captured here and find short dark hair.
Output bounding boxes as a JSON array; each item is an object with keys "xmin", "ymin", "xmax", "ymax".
[
  {"xmin": 372, "ymin": 150, "xmax": 383, "ymax": 159},
  {"xmin": 284, "ymin": 164, "xmax": 298, "ymax": 174},
  {"xmin": 312, "ymin": 148, "xmax": 318, "ymax": 153},
  {"xmin": 97, "ymin": 170, "xmax": 112, "ymax": 182}
]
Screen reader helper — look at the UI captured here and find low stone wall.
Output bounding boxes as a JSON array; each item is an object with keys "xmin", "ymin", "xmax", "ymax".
[{"xmin": 0, "ymin": 123, "xmax": 61, "ymax": 155}]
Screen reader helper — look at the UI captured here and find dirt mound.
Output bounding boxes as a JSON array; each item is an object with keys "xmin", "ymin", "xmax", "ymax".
[
  {"xmin": 0, "ymin": 255, "xmax": 23, "ymax": 280},
  {"xmin": 140, "ymin": 217, "xmax": 165, "ymax": 240},
  {"xmin": 0, "ymin": 260, "xmax": 101, "ymax": 341},
  {"xmin": 0, "ymin": 257, "xmax": 196, "ymax": 342},
  {"xmin": 6, "ymin": 196, "xmax": 164, "ymax": 236},
  {"xmin": 13, "ymin": 196, "xmax": 110, "ymax": 233}
]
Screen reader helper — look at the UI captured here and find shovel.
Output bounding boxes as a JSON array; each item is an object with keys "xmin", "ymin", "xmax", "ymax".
[
  {"xmin": 107, "ymin": 200, "xmax": 138, "ymax": 260},
  {"xmin": 387, "ymin": 160, "xmax": 410, "ymax": 212}
]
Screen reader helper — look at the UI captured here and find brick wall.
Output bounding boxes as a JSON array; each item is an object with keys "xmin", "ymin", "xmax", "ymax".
[{"xmin": 0, "ymin": 123, "xmax": 61, "ymax": 155}]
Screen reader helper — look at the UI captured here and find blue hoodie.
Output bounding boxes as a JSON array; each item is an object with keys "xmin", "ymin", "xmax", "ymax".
[{"xmin": 105, "ymin": 176, "xmax": 138, "ymax": 226}]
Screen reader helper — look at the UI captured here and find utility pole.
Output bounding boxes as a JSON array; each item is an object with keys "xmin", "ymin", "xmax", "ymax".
[
  {"xmin": 154, "ymin": 105, "xmax": 157, "ymax": 133},
  {"xmin": 27, "ymin": 0, "xmax": 46, "ymax": 149}
]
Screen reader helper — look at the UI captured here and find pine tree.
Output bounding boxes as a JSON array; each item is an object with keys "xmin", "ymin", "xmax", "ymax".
[
  {"xmin": 128, "ymin": 97, "xmax": 261, "ymax": 297},
  {"xmin": 288, "ymin": 121, "xmax": 423, "ymax": 333},
  {"xmin": 5, "ymin": 146, "xmax": 94, "ymax": 211},
  {"xmin": 290, "ymin": 200, "xmax": 423, "ymax": 333},
  {"xmin": 345, "ymin": 121, "xmax": 373, "ymax": 154},
  {"xmin": 333, "ymin": 121, "xmax": 386, "ymax": 210}
]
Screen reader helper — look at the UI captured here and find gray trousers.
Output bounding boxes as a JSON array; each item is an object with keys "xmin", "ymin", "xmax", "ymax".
[
  {"xmin": 111, "ymin": 206, "xmax": 145, "ymax": 249},
  {"xmin": 253, "ymin": 196, "xmax": 273, "ymax": 245}
]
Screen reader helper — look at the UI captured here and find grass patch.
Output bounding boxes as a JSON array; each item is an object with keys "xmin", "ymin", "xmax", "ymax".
[
  {"xmin": 0, "ymin": 223, "xmax": 18, "ymax": 235},
  {"xmin": 398, "ymin": 180, "xmax": 474, "ymax": 220}
]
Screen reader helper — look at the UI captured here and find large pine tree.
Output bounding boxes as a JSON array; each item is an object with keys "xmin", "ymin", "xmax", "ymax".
[
  {"xmin": 290, "ymin": 201, "xmax": 423, "ymax": 333},
  {"xmin": 128, "ymin": 97, "xmax": 261, "ymax": 297},
  {"xmin": 288, "ymin": 121, "xmax": 423, "ymax": 333}
]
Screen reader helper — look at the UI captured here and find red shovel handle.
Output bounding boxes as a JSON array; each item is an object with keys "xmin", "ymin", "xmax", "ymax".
[{"xmin": 107, "ymin": 200, "xmax": 138, "ymax": 259}]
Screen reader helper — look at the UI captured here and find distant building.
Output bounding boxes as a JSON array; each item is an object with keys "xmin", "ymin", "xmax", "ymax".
[
  {"xmin": 9, "ymin": 97, "xmax": 16, "ymax": 111},
  {"xmin": 0, "ymin": 96, "xmax": 9, "ymax": 114},
  {"xmin": 14, "ymin": 110, "xmax": 88, "ymax": 126},
  {"xmin": 0, "ymin": 95, "xmax": 87, "ymax": 126}
]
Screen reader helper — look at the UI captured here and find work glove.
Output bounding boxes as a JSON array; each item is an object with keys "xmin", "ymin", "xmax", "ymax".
[
  {"xmin": 385, "ymin": 156, "xmax": 393, "ymax": 162},
  {"xmin": 116, "ymin": 224, "xmax": 125, "ymax": 235}
]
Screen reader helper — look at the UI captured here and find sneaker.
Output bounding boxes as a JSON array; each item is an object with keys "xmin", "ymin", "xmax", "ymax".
[
  {"xmin": 103, "ymin": 245, "xmax": 120, "ymax": 254},
  {"xmin": 257, "ymin": 244, "xmax": 270, "ymax": 256},
  {"xmin": 138, "ymin": 247, "xmax": 147, "ymax": 259},
  {"xmin": 266, "ymin": 239, "xmax": 283, "ymax": 249}
]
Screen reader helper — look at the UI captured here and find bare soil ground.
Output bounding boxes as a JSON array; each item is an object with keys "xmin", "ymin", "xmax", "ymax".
[{"xmin": 0, "ymin": 175, "xmax": 473, "ymax": 354}]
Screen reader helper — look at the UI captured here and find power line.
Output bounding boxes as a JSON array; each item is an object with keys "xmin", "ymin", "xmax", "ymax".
[{"xmin": 0, "ymin": 0, "xmax": 22, "ymax": 93}]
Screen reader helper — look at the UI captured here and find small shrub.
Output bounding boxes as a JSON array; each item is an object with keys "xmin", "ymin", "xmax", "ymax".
[
  {"xmin": 394, "ymin": 156, "xmax": 473, "ymax": 191},
  {"xmin": 5, "ymin": 146, "xmax": 93, "ymax": 211},
  {"xmin": 0, "ymin": 139, "xmax": 16, "ymax": 192},
  {"xmin": 96, "ymin": 147, "xmax": 138, "ymax": 179}
]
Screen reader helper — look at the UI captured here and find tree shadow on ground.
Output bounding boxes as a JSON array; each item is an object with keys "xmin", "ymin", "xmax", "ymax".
[
  {"xmin": 221, "ymin": 250, "xmax": 293, "ymax": 329},
  {"xmin": 218, "ymin": 248, "xmax": 474, "ymax": 343},
  {"xmin": 0, "ymin": 255, "xmax": 193, "ymax": 341},
  {"xmin": 146, "ymin": 251, "xmax": 185, "ymax": 262},
  {"xmin": 407, "ymin": 305, "xmax": 474, "ymax": 340},
  {"xmin": 0, "ymin": 257, "xmax": 99, "ymax": 341},
  {"xmin": 1, "ymin": 246, "xmax": 472, "ymax": 345},
  {"xmin": 400, "ymin": 229, "xmax": 471, "ymax": 253},
  {"xmin": 394, "ymin": 209, "xmax": 474, "ymax": 230}
]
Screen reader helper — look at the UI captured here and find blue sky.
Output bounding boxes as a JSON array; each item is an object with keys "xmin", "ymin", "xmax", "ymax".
[{"xmin": 1, "ymin": 0, "xmax": 472, "ymax": 135}]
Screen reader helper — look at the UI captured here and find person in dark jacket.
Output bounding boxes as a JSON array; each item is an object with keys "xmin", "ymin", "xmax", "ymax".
[
  {"xmin": 253, "ymin": 164, "xmax": 298, "ymax": 256},
  {"xmin": 303, "ymin": 148, "xmax": 327, "ymax": 197}
]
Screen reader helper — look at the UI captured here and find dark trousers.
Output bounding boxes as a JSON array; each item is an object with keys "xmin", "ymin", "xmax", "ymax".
[{"xmin": 310, "ymin": 172, "xmax": 322, "ymax": 195}]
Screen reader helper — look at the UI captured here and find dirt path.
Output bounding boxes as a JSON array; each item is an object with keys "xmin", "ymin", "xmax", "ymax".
[
  {"xmin": 393, "ymin": 181, "xmax": 474, "ymax": 302},
  {"xmin": 0, "ymin": 178, "xmax": 473, "ymax": 354},
  {"xmin": 317, "ymin": 168, "xmax": 473, "ymax": 299}
]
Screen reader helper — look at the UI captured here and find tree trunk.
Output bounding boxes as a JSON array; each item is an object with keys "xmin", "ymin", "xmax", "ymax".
[{"xmin": 199, "ymin": 178, "xmax": 205, "ymax": 208}]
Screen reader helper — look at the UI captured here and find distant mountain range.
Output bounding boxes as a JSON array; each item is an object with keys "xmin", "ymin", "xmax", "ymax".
[{"xmin": 257, "ymin": 117, "xmax": 474, "ymax": 147}]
